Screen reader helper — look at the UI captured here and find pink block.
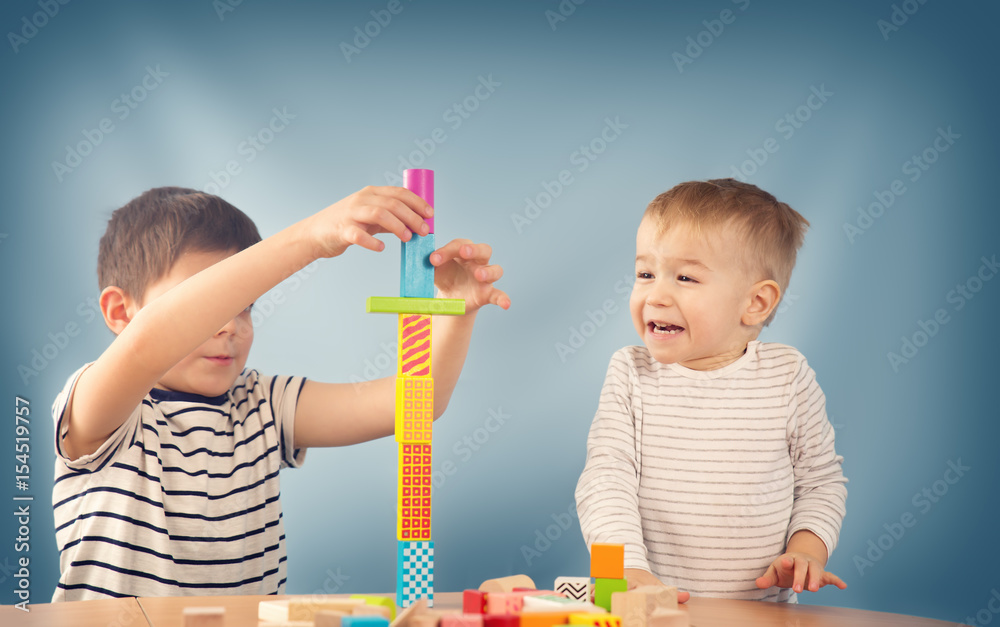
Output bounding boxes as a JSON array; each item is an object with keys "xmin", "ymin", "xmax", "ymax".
[
  {"xmin": 404, "ymin": 168, "xmax": 434, "ymax": 233},
  {"xmin": 442, "ymin": 615, "xmax": 485, "ymax": 627},
  {"xmin": 485, "ymin": 592, "xmax": 524, "ymax": 615}
]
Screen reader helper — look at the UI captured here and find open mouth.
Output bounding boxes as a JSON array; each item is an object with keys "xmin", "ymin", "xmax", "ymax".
[{"xmin": 648, "ymin": 321, "xmax": 684, "ymax": 335}]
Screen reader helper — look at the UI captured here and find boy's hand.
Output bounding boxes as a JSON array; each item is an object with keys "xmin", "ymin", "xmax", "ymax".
[
  {"xmin": 755, "ymin": 552, "xmax": 847, "ymax": 593},
  {"xmin": 430, "ymin": 240, "xmax": 510, "ymax": 313},
  {"xmin": 624, "ymin": 568, "xmax": 690, "ymax": 603},
  {"xmin": 308, "ymin": 186, "xmax": 434, "ymax": 258}
]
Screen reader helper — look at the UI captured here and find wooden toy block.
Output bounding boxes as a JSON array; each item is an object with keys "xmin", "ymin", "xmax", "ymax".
[
  {"xmin": 397, "ymin": 540, "xmax": 434, "ymax": 607},
  {"xmin": 522, "ymin": 596, "xmax": 599, "ymax": 613},
  {"xmin": 646, "ymin": 610, "xmax": 687, "ymax": 627},
  {"xmin": 442, "ymin": 614, "xmax": 485, "ymax": 627},
  {"xmin": 463, "ymin": 589, "xmax": 487, "ymax": 614},
  {"xmin": 479, "ymin": 574, "xmax": 536, "ymax": 593},
  {"xmin": 398, "ymin": 443, "xmax": 433, "ymax": 541},
  {"xmin": 517, "ymin": 612, "xmax": 570, "ymax": 627},
  {"xmin": 593, "ymin": 579, "xmax": 627, "ymax": 612},
  {"xmin": 612, "ymin": 586, "xmax": 680, "ymax": 627},
  {"xmin": 367, "ymin": 297, "xmax": 466, "ymax": 316},
  {"xmin": 395, "ymin": 376, "xmax": 434, "ymax": 443},
  {"xmin": 485, "ymin": 592, "xmax": 527, "ymax": 615},
  {"xmin": 482, "ymin": 615, "xmax": 519, "ymax": 627},
  {"xmin": 590, "ymin": 544, "xmax": 624, "ymax": 579},
  {"xmin": 390, "ymin": 598, "xmax": 428, "ymax": 627},
  {"xmin": 401, "ymin": 233, "xmax": 436, "ymax": 298},
  {"xmin": 343, "ymin": 616, "xmax": 391, "ymax": 627},
  {"xmin": 405, "ymin": 168, "xmax": 435, "ymax": 233},
  {"xmin": 258, "ymin": 622, "xmax": 313, "ymax": 627},
  {"xmin": 569, "ymin": 614, "xmax": 621, "ymax": 627},
  {"xmin": 398, "ymin": 315, "xmax": 432, "ymax": 377},
  {"xmin": 354, "ymin": 605, "xmax": 393, "ymax": 620},
  {"xmin": 554, "ymin": 577, "xmax": 591, "ymax": 602},
  {"xmin": 182, "ymin": 606, "xmax": 224, "ymax": 627},
  {"xmin": 351, "ymin": 595, "xmax": 398, "ymax": 621},
  {"xmin": 316, "ymin": 610, "xmax": 348, "ymax": 627}
]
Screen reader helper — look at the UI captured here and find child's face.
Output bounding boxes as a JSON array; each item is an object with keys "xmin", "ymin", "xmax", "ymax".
[
  {"xmin": 138, "ymin": 249, "xmax": 253, "ymax": 396},
  {"xmin": 629, "ymin": 217, "xmax": 759, "ymax": 371}
]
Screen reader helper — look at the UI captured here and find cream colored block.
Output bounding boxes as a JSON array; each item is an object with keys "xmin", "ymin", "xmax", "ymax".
[
  {"xmin": 478, "ymin": 574, "xmax": 536, "ymax": 593},
  {"xmin": 316, "ymin": 610, "xmax": 348, "ymax": 627},
  {"xmin": 647, "ymin": 610, "xmax": 687, "ymax": 627},
  {"xmin": 182, "ymin": 606, "xmax": 224, "ymax": 627}
]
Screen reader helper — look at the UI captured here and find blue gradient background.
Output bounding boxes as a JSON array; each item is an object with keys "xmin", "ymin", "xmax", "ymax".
[{"xmin": 1, "ymin": 0, "xmax": 997, "ymax": 623}]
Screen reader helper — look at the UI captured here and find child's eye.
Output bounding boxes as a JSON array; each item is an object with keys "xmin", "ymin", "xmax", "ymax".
[
  {"xmin": 678, "ymin": 275, "xmax": 697, "ymax": 283},
  {"xmin": 636, "ymin": 271, "xmax": 653, "ymax": 280}
]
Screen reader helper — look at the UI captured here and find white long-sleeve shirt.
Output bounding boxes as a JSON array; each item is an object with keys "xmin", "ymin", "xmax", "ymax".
[{"xmin": 575, "ymin": 341, "xmax": 847, "ymax": 602}]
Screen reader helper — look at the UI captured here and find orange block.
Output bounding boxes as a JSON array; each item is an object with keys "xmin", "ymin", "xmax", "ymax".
[
  {"xmin": 590, "ymin": 543, "xmax": 624, "ymax": 579},
  {"xmin": 519, "ymin": 613, "xmax": 569, "ymax": 627}
]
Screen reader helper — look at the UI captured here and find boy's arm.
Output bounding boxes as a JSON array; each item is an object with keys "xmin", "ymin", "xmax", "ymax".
[
  {"xmin": 64, "ymin": 187, "xmax": 435, "ymax": 460},
  {"xmin": 293, "ymin": 241, "xmax": 509, "ymax": 448}
]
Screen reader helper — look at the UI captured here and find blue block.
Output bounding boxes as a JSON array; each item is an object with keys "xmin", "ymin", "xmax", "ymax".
[
  {"xmin": 397, "ymin": 540, "xmax": 434, "ymax": 608},
  {"xmin": 401, "ymin": 233, "xmax": 435, "ymax": 298},
  {"xmin": 343, "ymin": 617, "xmax": 390, "ymax": 627}
]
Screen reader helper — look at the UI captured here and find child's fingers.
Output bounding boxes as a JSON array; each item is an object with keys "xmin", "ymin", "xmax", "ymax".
[
  {"xmin": 474, "ymin": 264, "xmax": 504, "ymax": 284},
  {"xmin": 791, "ymin": 556, "xmax": 808, "ymax": 593},
  {"xmin": 356, "ymin": 193, "xmax": 427, "ymax": 241},
  {"xmin": 755, "ymin": 564, "xmax": 778, "ymax": 589},
  {"xmin": 369, "ymin": 186, "xmax": 434, "ymax": 232},
  {"xmin": 488, "ymin": 288, "xmax": 511, "ymax": 310},
  {"xmin": 824, "ymin": 571, "xmax": 848, "ymax": 590},
  {"xmin": 342, "ymin": 225, "xmax": 385, "ymax": 253},
  {"xmin": 429, "ymin": 239, "xmax": 475, "ymax": 265}
]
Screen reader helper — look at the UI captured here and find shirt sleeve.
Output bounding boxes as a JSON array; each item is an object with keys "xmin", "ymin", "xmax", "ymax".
[
  {"xmin": 51, "ymin": 363, "xmax": 141, "ymax": 471},
  {"xmin": 785, "ymin": 358, "xmax": 848, "ymax": 557},
  {"xmin": 574, "ymin": 348, "xmax": 652, "ymax": 573},
  {"xmin": 260, "ymin": 373, "xmax": 308, "ymax": 469}
]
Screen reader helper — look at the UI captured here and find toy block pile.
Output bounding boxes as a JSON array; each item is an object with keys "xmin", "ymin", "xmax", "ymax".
[
  {"xmin": 365, "ymin": 169, "xmax": 466, "ymax": 607},
  {"xmin": 257, "ymin": 596, "xmax": 396, "ymax": 627}
]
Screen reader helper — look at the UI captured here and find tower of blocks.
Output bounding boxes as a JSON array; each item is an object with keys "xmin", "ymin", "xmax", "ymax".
[{"xmin": 366, "ymin": 169, "xmax": 466, "ymax": 608}]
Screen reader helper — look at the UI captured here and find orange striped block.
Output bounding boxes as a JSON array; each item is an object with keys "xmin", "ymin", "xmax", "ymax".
[{"xmin": 399, "ymin": 314, "xmax": 432, "ymax": 376}]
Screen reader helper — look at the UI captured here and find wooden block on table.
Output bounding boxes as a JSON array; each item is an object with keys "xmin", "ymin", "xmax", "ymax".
[
  {"xmin": 316, "ymin": 610, "xmax": 348, "ymax": 627},
  {"xmin": 463, "ymin": 590, "xmax": 487, "ymax": 614},
  {"xmin": 590, "ymin": 544, "xmax": 625, "ymax": 580},
  {"xmin": 630, "ymin": 587, "xmax": 677, "ymax": 612},
  {"xmin": 182, "ymin": 606, "xmax": 224, "ymax": 627},
  {"xmin": 351, "ymin": 595, "xmax": 397, "ymax": 620},
  {"xmin": 395, "ymin": 376, "xmax": 434, "ymax": 443},
  {"xmin": 485, "ymin": 592, "xmax": 526, "ymax": 615},
  {"xmin": 401, "ymin": 233, "xmax": 436, "ymax": 298},
  {"xmin": 554, "ymin": 577, "xmax": 591, "ymax": 602},
  {"xmin": 343, "ymin": 616, "xmax": 391, "ymax": 627},
  {"xmin": 397, "ymin": 540, "xmax": 435, "ymax": 607},
  {"xmin": 517, "ymin": 612, "xmax": 570, "ymax": 627},
  {"xmin": 367, "ymin": 297, "xmax": 465, "ymax": 316},
  {"xmin": 390, "ymin": 598, "xmax": 428, "ymax": 627},
  {"xmin": 397, "ymin": 443, "xmax": 433, "ymax": 541},
  {"xmin": 646, "ymin": 610, "xmax": 687, "ymax": 627},
  {"xmin": 482, "ymin": 614, "xmax": 519, "ymax": 627},
  {"xmin": 289, "ymin": 599, "xmax": 367, "ymax": 621},
  {"xmin": 522, "ymin": 596, "xmax": 600, "ymax": 614},
  {"xmin": 259, "ymin": 622, "xmax": 313, "ymax": 627},
  {"xmin": 353, "ymin": 605, "xmax": 393, "ymax": 620},
  {"xmin": 479, "ymin": 574, "xmax": 536, "ymax": 593},
  {"xmin": 593, "ymin": 579, "xmax": 627, "ymax": 612},
  {"xmin": 568, "ymin": 613, "xmax": 621, "ymax": 627},
  {"xmin": 442, "ymin": 614, "xmax": 485, "ymax": 627}
]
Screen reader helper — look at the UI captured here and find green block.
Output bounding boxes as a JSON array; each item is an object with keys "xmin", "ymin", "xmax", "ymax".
[
  {"xmin": 594, "ymin": 577, "xmax": 627, "ymax": 611},
  {"xmin": 350, "ymin": 594, "xmax": 396, "ymax": 620},
  {"xmin": 366, "ymin": 296, "xmax": 465, "ymax": 316}
]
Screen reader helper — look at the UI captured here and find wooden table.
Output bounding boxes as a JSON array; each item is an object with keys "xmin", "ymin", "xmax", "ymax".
[{"xmin": 0, "ymin": 592, "xmax": 957, "ymax": 626}]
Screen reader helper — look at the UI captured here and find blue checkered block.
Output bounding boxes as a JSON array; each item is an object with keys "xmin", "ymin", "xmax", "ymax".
[{"xmin": 396, "ymin": 540, "xmax": 434, "ymax": 608}]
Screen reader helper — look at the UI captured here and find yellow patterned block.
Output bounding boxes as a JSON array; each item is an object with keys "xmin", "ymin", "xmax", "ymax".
[
  {"xmin": 395, "ymin": 376, "xmax": 434, "ymax": 444},
  {"xmin": 397, "ymin": 442, "xmax": 432, "ymax": 540},
  {"xmin": 569, "ymin": 614, "xmax": 622, "ymax": 627},
  {"xmin": 398, "ymin": 314, "xmax": 432, "ymax": 376}
]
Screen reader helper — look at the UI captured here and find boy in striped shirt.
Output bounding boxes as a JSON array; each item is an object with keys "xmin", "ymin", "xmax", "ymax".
[
  {"xmin": 52, "ymin": 186, "xmax": 509, "ymax": 600},
  {"xmin": 575, "ymin": 179, "xmax": 847, "ymax": 602}
]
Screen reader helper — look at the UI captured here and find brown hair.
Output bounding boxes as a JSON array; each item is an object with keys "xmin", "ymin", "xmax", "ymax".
[
  {"xmin": 97, "ymin": 187, "xmax": 261, "ymax": 301},
  {"xmin": 644, "ymin": 179, "xmax": 809, "ymax": 324}
]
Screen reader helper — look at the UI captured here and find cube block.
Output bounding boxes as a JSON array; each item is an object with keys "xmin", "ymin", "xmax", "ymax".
[
  {"xmin": 395, "ymin": 376, "xmax": 434, "ymax": 443},
  {"xmin": 554, "ymin": 577, "xmax": 591, "ymax": 602},
  {"xmin": 398, "ymin": 443, "xmax": 433, "ymax": 541},
  {"xmin": 401, "ymin": 233, "xmax": 436, "ymax": 298},
  {"xmin": 593, "ymin": 578, "xmax": 627, "ymax": 612},
  {"xmin": 590, "ymin": 544, "xmax": 625, "ymax": 579},
  {"xmin": 397, "ymin": 540, "xmax": 434, "ymax": 607},
  {"xmin": 463, "ymin": 589, "xmax": 487, "ymax": 614},
  {"xmin": 569, "ymin": 614, "xmax": 622, "ymax": 627}
]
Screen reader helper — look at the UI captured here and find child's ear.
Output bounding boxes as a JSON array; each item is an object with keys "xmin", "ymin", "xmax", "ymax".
[
  {"xmin": 99, "ymin": 286, "xmax": 138, "ymax": 335},
  {"xmin": 742, "ymin": 279, "xmax": 781, "ymax": 327}
]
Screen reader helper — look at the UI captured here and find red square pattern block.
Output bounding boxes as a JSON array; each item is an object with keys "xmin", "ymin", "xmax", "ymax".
[
  {"xmin": 399, "ymin": 443, "xmax": 433, "ymax": 540},
  {"xmin": 590, "ymin": 543, "xmax": 625, "ymax": 579}
]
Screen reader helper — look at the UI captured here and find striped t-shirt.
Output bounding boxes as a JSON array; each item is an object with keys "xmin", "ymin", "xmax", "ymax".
[
  {"xmin": 575, "ymin": 341, "xmax": 847, "ymax": 602},
  {"xmin": 51, "ymin": 364, "xmax": 306, "ymax": 601}
]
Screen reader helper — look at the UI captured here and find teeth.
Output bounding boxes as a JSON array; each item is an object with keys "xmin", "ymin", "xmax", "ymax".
[{"xmin": 651, "ymin": 323, "xmax": 682, "ymax": 335}]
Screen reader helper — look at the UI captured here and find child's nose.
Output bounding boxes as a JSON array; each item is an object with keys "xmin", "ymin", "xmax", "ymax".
[
  {"xmin": 216, "ymin": 316, "xmax": 239, "ymax": 335},
  {"xmin": 646, "ymin": 283, "xmax": 674, "ymax": 307}
]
